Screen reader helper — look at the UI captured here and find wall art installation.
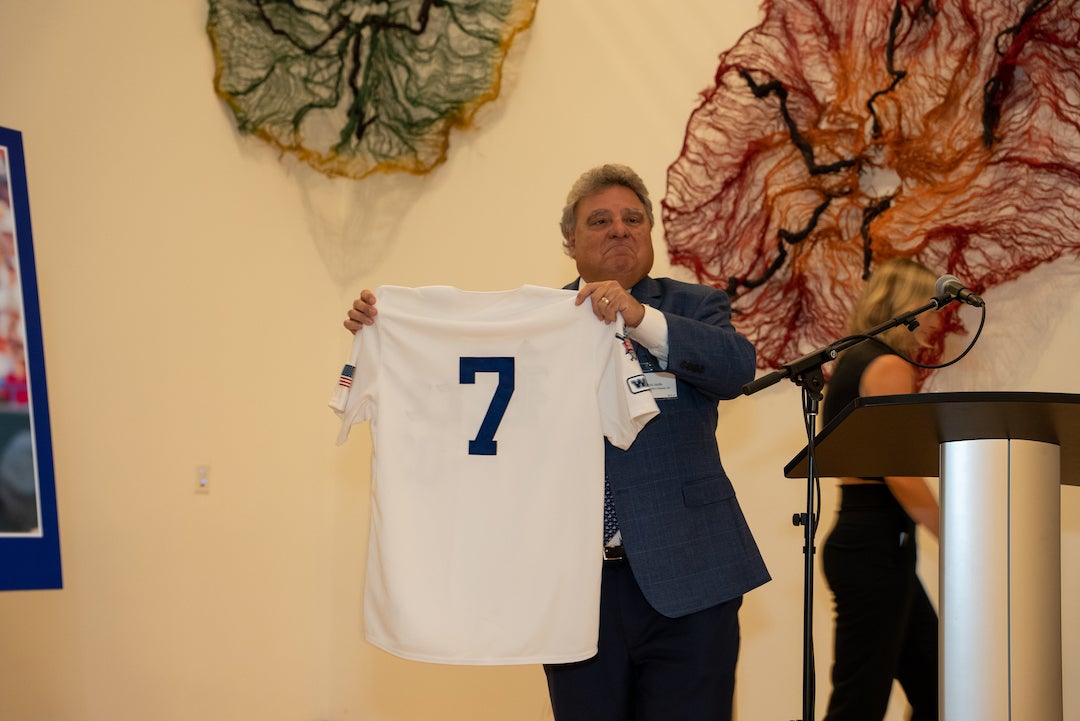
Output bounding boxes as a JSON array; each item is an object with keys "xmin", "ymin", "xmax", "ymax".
[
  {"xmin": 663, "ymin": 0, "xmax": 1079, "ymax": 373},
  {"xmin": 208, "ymin": 0, "xmax": 537, "ymax": 179}
]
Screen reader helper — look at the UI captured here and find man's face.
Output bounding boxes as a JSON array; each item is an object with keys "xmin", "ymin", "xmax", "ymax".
[{"xmin": 567, "ymin": 185, "xmax": 654, "ymax": 287}]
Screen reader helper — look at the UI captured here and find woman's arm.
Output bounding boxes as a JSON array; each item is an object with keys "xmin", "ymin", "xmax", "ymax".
[{"xmin": 860, "ymin": 354, "xmax": 941, "ymax": 540}]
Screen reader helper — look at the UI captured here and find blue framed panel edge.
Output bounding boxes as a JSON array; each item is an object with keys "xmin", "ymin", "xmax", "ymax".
[{"xmin": 0, "ymin": 125, "xmax": 62, "ymax": 591}]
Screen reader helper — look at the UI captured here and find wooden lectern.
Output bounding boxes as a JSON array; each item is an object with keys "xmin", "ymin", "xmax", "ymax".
[{"xmin": 785, "ymin": 391, "xmax": 1079, "ymax": 721}]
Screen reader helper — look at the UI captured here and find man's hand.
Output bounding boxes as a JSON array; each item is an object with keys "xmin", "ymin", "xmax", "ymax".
[
  {"xmin": 576, "ymin": 281, "xmax": 645, "ymax": 327},
  {"xmin": 344, "ymin": 289, "xmax": 377, "ymax": 334}
]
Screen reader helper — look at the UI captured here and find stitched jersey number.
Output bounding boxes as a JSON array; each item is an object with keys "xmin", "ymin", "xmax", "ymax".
[{"xmin": 459, "ymin": 357, "xmax": 515, "ymax": 456}]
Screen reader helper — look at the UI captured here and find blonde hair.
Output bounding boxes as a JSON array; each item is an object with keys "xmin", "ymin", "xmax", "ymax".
[{"xmin": 848, "ymin": 258, "xmax": 937, "ymax": 355}]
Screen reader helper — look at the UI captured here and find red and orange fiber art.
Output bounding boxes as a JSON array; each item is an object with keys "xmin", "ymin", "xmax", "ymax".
[{"xmin": 664, "ymin": 0, "xmax": 1080, "ymax": 373}]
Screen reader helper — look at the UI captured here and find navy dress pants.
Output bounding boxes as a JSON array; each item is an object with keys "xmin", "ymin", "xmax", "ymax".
[{"xmin": 544, "ymin": 557, "xmax": 741, "ymax": 721}]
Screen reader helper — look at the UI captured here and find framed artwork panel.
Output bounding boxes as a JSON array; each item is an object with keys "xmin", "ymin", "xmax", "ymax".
[{"xmin": 0, "ymin": 125, "xmax": 61, "ymax": 591}]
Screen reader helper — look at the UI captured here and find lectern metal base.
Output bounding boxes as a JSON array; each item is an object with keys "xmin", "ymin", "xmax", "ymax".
[{"xmin": 941, "ymin": 438, "xmax": 1063, "ymax": 721}]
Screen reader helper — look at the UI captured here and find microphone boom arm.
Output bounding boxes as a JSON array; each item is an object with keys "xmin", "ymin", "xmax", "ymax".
[{"xmin": 742, "ymin": 298, "xmax": 942, "ymax": 398}]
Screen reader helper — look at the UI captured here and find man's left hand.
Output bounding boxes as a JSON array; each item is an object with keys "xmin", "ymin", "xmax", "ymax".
[{"xmin": 576, "ymin": 282, "xmax": 645, "ymax": 328}]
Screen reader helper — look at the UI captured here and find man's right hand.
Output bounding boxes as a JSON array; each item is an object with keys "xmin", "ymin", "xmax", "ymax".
[{"xmin": 344, "ymin": 289, "xmax": 377, "ymax": 334}]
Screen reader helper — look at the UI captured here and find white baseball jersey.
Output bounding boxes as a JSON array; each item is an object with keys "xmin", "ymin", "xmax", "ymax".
[{"xmin": 329, "ymin": 285, "xmax": 659, "ymax": 665}]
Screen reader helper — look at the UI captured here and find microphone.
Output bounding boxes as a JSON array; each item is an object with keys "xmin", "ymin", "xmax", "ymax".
[{"xmin": 934, "ymin": 274, "xmax": 985, "ymax": 308}]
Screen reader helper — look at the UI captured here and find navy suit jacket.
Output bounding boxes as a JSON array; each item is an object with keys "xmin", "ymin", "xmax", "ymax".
[{"xmin": 570, "ymin": 275, "xmax": 770, "ymax": 618}]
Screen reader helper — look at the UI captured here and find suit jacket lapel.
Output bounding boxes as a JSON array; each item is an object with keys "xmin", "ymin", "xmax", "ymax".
[{"xmin": 630, "ymin": 276, "xmax": 661, "ymax": 306}]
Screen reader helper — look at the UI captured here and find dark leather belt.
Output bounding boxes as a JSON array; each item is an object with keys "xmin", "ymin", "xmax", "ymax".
[{"xmin": 604, "ymin": 545, "xmax": 626, "ymax": 561}]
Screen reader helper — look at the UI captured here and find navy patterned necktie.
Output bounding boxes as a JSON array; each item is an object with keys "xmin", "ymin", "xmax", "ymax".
[
  {"xmin": 604, "ymin": 294, "xmax": 637, "ymax": 546},
  {"xmin": 603, "ymin": 477, "xmax": 619, "ymax": 544}
]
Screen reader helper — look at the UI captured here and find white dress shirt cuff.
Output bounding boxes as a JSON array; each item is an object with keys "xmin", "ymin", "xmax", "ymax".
[{"xmin": 625, "ymin": 305, "xmax": 669, "ymax": 368}]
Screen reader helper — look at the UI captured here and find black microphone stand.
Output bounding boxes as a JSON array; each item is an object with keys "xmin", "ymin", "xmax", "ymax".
[{"xmin": 742, "ymin": 297, "xmax": 948, "ymax": 721}]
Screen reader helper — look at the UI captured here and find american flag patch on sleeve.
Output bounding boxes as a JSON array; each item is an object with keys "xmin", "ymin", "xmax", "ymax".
[{"xmin": 338, "ymin": 364, "xmax": 355, "ymax": 388}]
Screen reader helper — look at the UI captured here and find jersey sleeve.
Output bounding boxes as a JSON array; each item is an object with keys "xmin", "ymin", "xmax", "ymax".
[
  {"xmin": 328, "ymin": 329, "xmax": 376, "ymax": 445},
  {"xmin": 599, "ymin": 317, "xmax": 660, "ymax": 450}
]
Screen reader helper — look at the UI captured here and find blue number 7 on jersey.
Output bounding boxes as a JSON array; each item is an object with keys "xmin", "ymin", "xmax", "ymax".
[{"xmin": 459, "ymin": 357, "xmax": 515, "ymax": 456}]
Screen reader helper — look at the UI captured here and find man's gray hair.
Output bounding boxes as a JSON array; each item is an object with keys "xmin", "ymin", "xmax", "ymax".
[{"xmin": 559, "ymin": 164, "xmax": 654, "ymax": 254}]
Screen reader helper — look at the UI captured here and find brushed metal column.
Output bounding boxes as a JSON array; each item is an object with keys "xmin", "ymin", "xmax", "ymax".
[{"xmin": 940, "ymin": 438, "xmax": 1062, "ymax": 721}]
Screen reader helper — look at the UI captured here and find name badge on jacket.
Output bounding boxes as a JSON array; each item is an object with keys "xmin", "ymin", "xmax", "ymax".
[{"xmin": 644, "ymin": 372, "xmax": 677, "ymax": 399}]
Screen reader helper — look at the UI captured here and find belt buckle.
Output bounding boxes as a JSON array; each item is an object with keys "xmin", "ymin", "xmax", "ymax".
[{"xmin": 604, "ymin": 545, "xmax": 625, "ymax": 561}]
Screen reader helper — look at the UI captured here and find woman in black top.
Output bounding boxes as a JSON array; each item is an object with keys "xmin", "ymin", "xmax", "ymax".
[{"xmin": 821, "ymin": 258, "xmax": 942, "ymax": 721}]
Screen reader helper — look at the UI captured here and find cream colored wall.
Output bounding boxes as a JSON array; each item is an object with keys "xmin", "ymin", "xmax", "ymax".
[{"xmin": 0, "ymin": 2, "xmax": 1076, "ymax": 720}]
